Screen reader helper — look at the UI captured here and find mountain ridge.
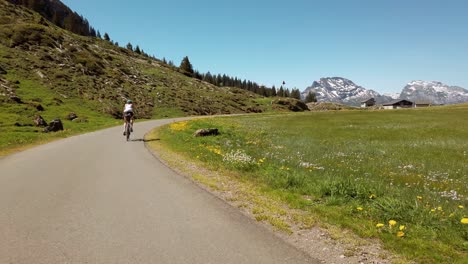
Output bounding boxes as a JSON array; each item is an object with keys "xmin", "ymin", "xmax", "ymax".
[
  {"xmin": 301, "ymin": 77, "xmax": 392, "ymax": 106},
  {"xmin": 301, "ymin": 77, "xmax": 468, "ymax": 106},
  {"xmin": 400, "ymin": 80, "xmax": 468, "ymax": 105}
]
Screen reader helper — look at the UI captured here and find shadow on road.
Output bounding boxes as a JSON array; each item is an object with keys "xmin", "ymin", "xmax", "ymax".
[{"xmin": 130, "ymin": 138, "xmax": 160, "ymax": 142}]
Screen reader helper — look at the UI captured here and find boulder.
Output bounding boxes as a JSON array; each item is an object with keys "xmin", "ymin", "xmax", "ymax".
[
  {"xmin": 29, "ymin": 102, "xmax": 44, "ymax": 111},
  {"xmin": 193, "ymin": 128, "xmax": 219, "ymax": 137},
  {"xmin": 66, "ymin": 112, "xmax": 78, "ymax": 120},
  {"xmin": 72, "ymin": 117, "xmax": 88, "ymax": 123},
  {"xmin": 272, "ymin": 98, "xmax": 309, "ymax": 112},
  {"xmin": 43, "ymin": 119, "xmax": 63, "ymax": 132},
  {"xmin": 246, "ymin": 106, "xmax": 262, "ymax": 113},
  {"xmin": 33, "ymin": 115, "xmax": 48, "ymax": 127},
  {"xmin": 9, "ymin": 95, "xmax": 23, "ymax": 103},
  {"xmin": 36, "ymin": 104, "xmax": 44, "ymax": 111}
]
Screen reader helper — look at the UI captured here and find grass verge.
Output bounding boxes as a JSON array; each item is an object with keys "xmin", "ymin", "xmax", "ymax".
[{"xmin": 146, "ymin": 105, "xmax": 468, "ymax": 263}]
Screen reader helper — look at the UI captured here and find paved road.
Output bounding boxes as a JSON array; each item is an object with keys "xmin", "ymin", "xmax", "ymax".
[{"xmin": 0, "ymin": 119, "xmax": 317, "ymax": 264}]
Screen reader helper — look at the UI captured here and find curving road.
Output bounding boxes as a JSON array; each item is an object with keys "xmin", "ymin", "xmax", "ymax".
[{"xmin": 0, "ymin": 119, "xmax": 317, "ymax": 264}]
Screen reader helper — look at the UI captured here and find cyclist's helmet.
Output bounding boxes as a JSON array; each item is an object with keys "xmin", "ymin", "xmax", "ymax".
[{"xmin": 126, "ymin": 99, "xmax": 132, "ymax": 103}]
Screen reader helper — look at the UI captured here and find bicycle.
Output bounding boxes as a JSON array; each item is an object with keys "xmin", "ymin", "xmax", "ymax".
[{"xmin": 123, "ymin": 112, "xmax": 133, "ymax": 141}]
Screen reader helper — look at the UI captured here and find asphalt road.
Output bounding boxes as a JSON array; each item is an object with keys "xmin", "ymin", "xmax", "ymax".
[{"xmin": 0, "ymin": 119, "xmax": 318, "ymax": 264}]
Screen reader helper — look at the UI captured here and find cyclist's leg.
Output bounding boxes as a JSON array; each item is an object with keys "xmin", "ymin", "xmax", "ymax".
[{"xmin": 123, "ymin": 113, "xmax": 127, "ymax": 135}]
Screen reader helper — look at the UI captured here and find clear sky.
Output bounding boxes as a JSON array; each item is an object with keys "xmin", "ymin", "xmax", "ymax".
[{"xmin": 60, "ymin": 0, "xmax": 468, "ymax": 93}]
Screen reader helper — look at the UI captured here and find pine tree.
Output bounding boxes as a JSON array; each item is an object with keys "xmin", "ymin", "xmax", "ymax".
[
  {"xmin": 305, "ymin": 92, "xmax": 317, "ymax": 103},
  {"xmin": 260, "ymin": 86, "xmax": 268, "ymax": 97},
  {"xmin": 271, "ymin": 85, "xmax": 277, "ymax": 96},
  {"xmin": 103, "ymin": 32, "xmax": 110, "ymax": 41},
  {"xmin": 290, "ymin": 88, "xmax": 301, "ymax": 100},
  {"xmin": 194, "ymin": 70, "xmax": 203, "ymax": 80},
  {"xmin": 63, "ymin": 15, "xmax": 74, "ymax": 33},
  {"xmin": 97, "ymin": 31, "xmax": 101, "ymax": 39},
  {"xmin": 89, "ymin": 27, "xmax": 96, "ymax": 37},
  {"xmin": 179, "ymin": 56, "xmax": 194, "ymax": 77},
  {"xmin": 52, "ymin": 11, "xmax": 60, "ymax": 26},
  {"xmin": 278, "ymin": 86, "xmax": 285, "ymax": 97},
  {"xmin": 126, "ymin": 42, "xmax": 133, "ymax": 51},
  {"xmin": 203, "ymin": 72, "xmax": 213, "ymax": 84},
  {"xmin": 135, "ymin": 45, "xmax": 141, "ymax": 54},
  {"xmin": 242, "ymin": 80, "xmax": 247, "ymax": 90}
]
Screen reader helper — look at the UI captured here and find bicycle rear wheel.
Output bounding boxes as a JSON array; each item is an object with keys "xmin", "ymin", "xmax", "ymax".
[{"xmin": 125, "ymin": 122, "xmax": 131, "ymax": 141}]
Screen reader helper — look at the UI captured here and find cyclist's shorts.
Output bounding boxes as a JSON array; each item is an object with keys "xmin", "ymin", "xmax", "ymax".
[{"xmin": 124, "ymin": 111, "xmax": 134, "ymax": 120}]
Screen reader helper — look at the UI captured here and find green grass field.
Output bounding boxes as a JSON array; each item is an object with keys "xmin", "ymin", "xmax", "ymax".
[
  {"xmin": 0, "ymin": 74, "xmax": 120, "ymax": 156},
  {"xmin": 154, "ymin": 105, "xmax": 468, "ymax": 263}
]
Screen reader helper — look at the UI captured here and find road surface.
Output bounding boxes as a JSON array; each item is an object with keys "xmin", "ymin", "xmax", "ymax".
[{"xmin": 0, "ymin": 119, "xmax": 317, "ymax": 264}]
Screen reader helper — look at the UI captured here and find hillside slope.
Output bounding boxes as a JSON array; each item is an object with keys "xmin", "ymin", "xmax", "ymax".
[{"xmin": 0, "ymin": 0, "xmax": 264, "ymax": 122}]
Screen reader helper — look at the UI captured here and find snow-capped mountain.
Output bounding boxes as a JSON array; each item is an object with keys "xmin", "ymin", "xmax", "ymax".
[
  {"xmin": 400, "ymin": 81, "xmax": 468, "ymax": 105},
  {"xmin": 383, "ymin": 92, "xmax": 400, "ymax": 100},
  {"xmin": 301, "ymin": 77, "xmax": 391, "ymax": 106}
]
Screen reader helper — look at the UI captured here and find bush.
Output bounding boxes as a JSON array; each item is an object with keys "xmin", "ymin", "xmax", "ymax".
[
  {"xmin": 9, "ymin": 24, "xmax": 56, "ymax": 48},
  {"xmin": 73, "ymin": 51, "xmax": 104, "ymax": 75}
]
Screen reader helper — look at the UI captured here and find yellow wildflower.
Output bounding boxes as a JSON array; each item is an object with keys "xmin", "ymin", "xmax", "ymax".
[
  {"xmin": 399, "ymin": 225, "xmax": 406, "ymax": 231},
  {"xmin": 437, "ymin": 206, "xmax": 443, "ymax": 211},
  {"xmin": 461, "ymin": 218, "xmax": 468, "ymax": 224},
  {"xmin": 459, "ymin": 205, "xmax": 464, "ymax": 209},
  {"xmin": 169, "ymin": 121, "xmax": 189, "ymax": 131},
  {"xmin": 397, "ymin": 231, "xmax": 405, "ymax": 237},
  {"xmin": 430, "ymin": 209, "xmax": 435, "ymax": 213},
  {"xmin": 369, "ymin": 194, "xmax": 377, "ymax": 199},
  {"xmin": 449, "ymin": 213, "xmax": 455, "ymax": 218},
  {"xmin": 417, "ymin": 196, "xmax": 423, "ymax": 200},
  {"xmin": 376, "ymin": 223, "xmax": 384, "ymax": 228},
  {"xmin": 356, "ymin": 207, "xmax": 363, "ymax": 211},
  {"xmin": 389, "ymin": 220, "xmax": 397, "ymax": 227}
]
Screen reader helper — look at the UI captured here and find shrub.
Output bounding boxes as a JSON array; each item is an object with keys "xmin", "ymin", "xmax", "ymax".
[{"xmin": 9, "ymin": 24, "xmax": 56, "ymax": 48}]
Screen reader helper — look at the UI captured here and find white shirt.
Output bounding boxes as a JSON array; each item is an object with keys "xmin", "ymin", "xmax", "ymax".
[{"xmin": 124, "ymin": 103, "xmax": 133, "ymax": 113}]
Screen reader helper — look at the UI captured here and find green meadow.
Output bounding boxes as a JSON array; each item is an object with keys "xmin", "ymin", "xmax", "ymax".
[
  {"xmin": 154, "ymin": 105, "xmax": 468, "ymax": 263},
  {"xmin": 0, "ymin": 74, "xmax": 120, "ymax": 156}
]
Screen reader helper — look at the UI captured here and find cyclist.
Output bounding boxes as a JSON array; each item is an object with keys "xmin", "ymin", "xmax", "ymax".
[{"xmin": 123, "ymin": 99, "xmax": 134, "ymax": 135}]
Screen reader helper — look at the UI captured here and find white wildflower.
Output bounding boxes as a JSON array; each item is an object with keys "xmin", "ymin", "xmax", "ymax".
[{"xmin": 223, "ymin": 150, "xmax": 255, "ymax": 166}]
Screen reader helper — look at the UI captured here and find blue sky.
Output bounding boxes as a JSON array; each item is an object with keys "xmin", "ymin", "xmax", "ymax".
[{"xmin": 61, "ymin": 0, "xmax": 468, "ymax": 93}]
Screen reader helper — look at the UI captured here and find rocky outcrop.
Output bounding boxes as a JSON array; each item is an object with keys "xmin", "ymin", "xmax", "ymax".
[
  {"xmin": 66, "ymin": 112, "xmax": 78, "ymax": 121},
  {"xmin": 194, "ymin": 128, "xmax": 219, "ymax": 137},
  {"xmin": 33, "ymin": 115, "xmax": 48, "ymax": 127},
  {"xmin": 43, "ymin": 118, "xmax": 63, "ymax": 132},
  {"xmin": 272, "ymin": 98, "xmax": 309, "ymax": 112}
]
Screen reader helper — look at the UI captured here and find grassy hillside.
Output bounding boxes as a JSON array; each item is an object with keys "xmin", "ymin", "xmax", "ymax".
[
  {"xmin": 150, "ymin": 105, "xmax": 468, "ymax": 263},
  {"xmin": 0, "ymin": 0, "xmax": 277, "ymax": 154}
]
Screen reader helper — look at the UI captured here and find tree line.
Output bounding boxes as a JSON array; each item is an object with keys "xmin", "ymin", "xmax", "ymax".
[
  {"xmin": 177, "ymin": 56, "xmax": 314, "ymax": 100},
  {"xmin": 7, "ymin": 0, "xmax": 98, "ymax": 37}
]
